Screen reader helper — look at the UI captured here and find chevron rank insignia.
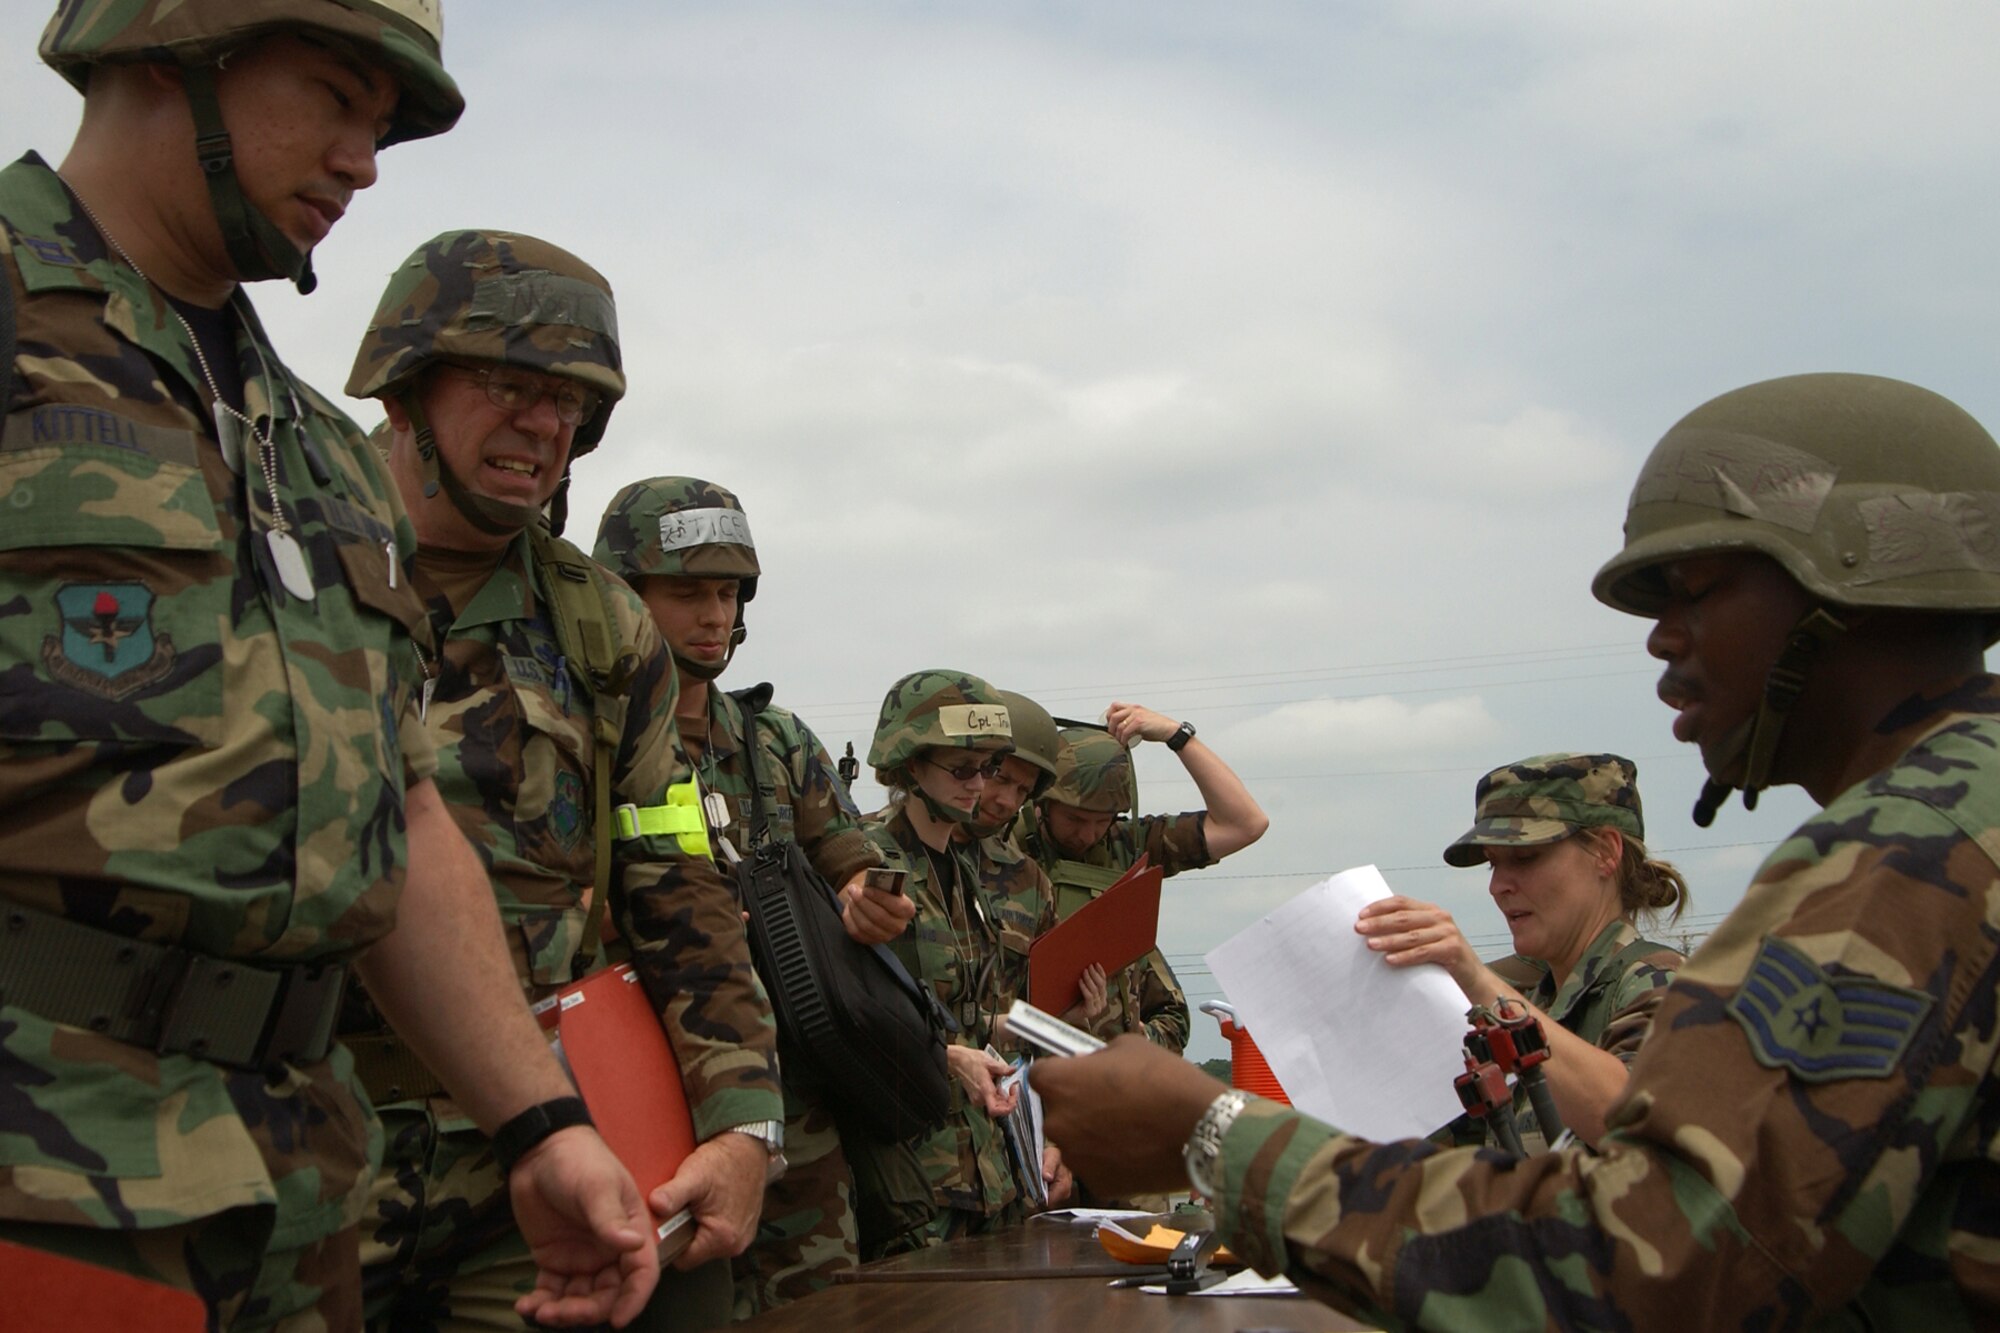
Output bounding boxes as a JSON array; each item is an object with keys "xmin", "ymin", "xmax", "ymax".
[{"xmin": 1727, "ymin": 935, "xmax": 1932, "ymax": 1082}]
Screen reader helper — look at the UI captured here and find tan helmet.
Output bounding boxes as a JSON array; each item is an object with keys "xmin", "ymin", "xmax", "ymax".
[
  {"xmin": 1594, "ymin": 372, "xmax": 2000, "ymax": 623},
  {"xmin": 995, "ymin": 691, "xmax": 1063, "ymax": 801},
  {"xmin": 42, "ymin": 0, "xmax": 464, "ymax": 292},
  {"xmin": 1592, "ymin": 372, "xmax": 2000, "ymax": 825}
]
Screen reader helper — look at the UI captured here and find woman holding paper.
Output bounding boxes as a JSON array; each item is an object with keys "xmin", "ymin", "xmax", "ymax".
[
  {"xmin": 1354, "ymin": 752, "xmax": 1686, "ymax": 1148},
  {"xmin": 851, "ymin": 670, "xmax": 1067, "ymax": 1252}
]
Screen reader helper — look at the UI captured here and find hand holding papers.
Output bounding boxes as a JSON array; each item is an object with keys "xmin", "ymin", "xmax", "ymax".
[{"xmin": 1205, "ymin": 865, "xmax": 1469, "ymax": 1141}]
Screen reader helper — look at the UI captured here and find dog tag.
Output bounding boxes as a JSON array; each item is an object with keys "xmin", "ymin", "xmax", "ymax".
[
  {"xmin": 267, "ymin": 529, "xmax": 316, "ymax": 601},
  {"xmin": 420, "ymin": 676, "xmax": 436, "ymax": 721},
  {"xmin": 213, "ymin": 401, "xmax": 244, "ymax": 474},
  {"xmin": 704, "ymin": 790, "xmax": 732, "ymax": 830}
]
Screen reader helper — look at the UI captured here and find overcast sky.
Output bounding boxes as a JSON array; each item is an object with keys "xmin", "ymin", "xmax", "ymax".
[{"xmin": 11, "ymin": 3, "xmax": 1999, "ymax": 1064}]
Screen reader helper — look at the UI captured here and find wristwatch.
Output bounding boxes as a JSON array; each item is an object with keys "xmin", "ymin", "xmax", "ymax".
[
  {"xmin": 1166, "ymin": 719, "xmax": 1197, "ymax": 752},
  {"xmin": 1183, "ymin": 1089, "xmax": 1250, "ymax": 1199},
  {"xmin": 729, "ymin": 1119, "xmax": 788, "ymax": 1184}
]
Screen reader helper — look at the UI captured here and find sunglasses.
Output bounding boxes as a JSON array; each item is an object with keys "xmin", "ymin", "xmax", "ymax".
[{"xmin": 922, "ymin": 753, "xmax": 1006, "ymax": 782}]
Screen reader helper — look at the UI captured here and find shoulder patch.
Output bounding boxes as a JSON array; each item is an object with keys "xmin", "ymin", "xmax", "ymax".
[{"xmin": 1727, "ymin": 935, "xmax": 1933, "ymax": 1082}]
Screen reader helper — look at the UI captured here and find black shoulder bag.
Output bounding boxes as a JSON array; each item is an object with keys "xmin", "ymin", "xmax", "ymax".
[{"xmin": 733, "ymin": 692, "xmax": 953, "ymax": 1143}]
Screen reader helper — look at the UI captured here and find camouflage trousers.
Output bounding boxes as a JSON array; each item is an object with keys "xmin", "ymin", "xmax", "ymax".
[
  {"xmin": 729, "ymin": 1087, "xmax": 857, "ymax": 1317},
  {"xmin": 357, "ymin": 1099, "xmax": 738, "ymax": 1332},
  {"xmin": 0, "ymin": 1213, "xmax": 362, "ymax": 1331},
  {"xmin": 357, "ymin": 1100, "xmax": 525, "ymax": 1331}
]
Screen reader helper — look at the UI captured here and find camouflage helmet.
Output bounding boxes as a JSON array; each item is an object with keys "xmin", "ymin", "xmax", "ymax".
[
  {"xmin": 42, "ymin": 1, "xmax": 463, "ymax": 294},
  {"xmin": 593, "ymin": 477, "xmax": 760, "ymax": 601},
  {"xmin": 1441, "ymin": 753, "xmax": 1644, "ymax": 868},
  {"xmin": 1044, "ymin": 726, "xmax": 1135, "ymax": 813},
  {"xmin": 347, "ymin": 229, "xmax": 625, "ymax": 457},
  {"xmin": 40, "ymin": 0, "xmax": 463, "ymax": 147},
  {"xmin": 867, "ymin": 670, "xmax": 1014, "ymax": 781},
  {"xmin": 1593, "ymin": 373, "xmax": 2000, "ymax": 628},
  {"xmin": 994, "ymin": 691, "xmax": 1063, "ymax": 800}
]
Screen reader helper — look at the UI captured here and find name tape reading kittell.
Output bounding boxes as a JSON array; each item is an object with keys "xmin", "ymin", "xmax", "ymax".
[
  {"xmin": 937, "ymin": 704, "xmax": 1011, "ymax": 738},
  {"xmin": 1008, "ymin": 1000, "xmax": 1106, "ymax": 1059},
  {"xmin": 657, "ymin": 508, "xmax": 756, "ymax": 553}
]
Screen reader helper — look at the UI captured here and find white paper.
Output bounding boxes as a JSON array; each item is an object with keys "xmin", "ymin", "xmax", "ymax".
[
  {"xmin": 1205, "ymin": 865, "xmax": 1470, "ymax": 1141},
  {"xmin": 1031, "ymin": 1207, "xmax": 1157, "ymax": 1225},
  {"xmin": 1139, "ymin": 1269, "xmax": 1301, "ymax": 1297}
]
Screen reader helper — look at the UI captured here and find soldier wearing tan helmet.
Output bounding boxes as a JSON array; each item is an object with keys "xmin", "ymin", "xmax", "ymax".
[
  {"xmin": 1013, "ymin": 706, "xmax": 1269, "ymax": 1053},
  {"xmin": 1036, "ymin": 373, "xmax": 2000, "ymax": 1328},
  {"xmin": 595, "ymin": 476, "xmax": 904, "ymax": 1315},
  {"xmin": 347, "ymin": 241, "xmax": 783, "ymax": 1329},
  {"xmin": 1, "ymin": 8, "xmax": 656, "ymax": 1329}
]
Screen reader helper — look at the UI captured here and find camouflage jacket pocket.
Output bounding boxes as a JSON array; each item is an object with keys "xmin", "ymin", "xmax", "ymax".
[
  {"xmin": 0, "ymin": 437, "xmax": 228, "ymax": 747},
  {"xmin": 0, "ymin": 1003, "xmax": 272, "ymax": 1226},
  {"xmin": 507, "ymin": 657, "xmax": 596, "ymax": 891}
]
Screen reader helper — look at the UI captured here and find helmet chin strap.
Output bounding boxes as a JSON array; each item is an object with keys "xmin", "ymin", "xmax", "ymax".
[
  {"xmin": 1691, "ymin": 605, "xmax": 1849, "ymax": 827},
  {"xmin": 670, "ymin": 609, "xmax": 748, "ymax": 683},
  {"xmin": 401, "ymin": 393, "xmax": 539, "ymax": 536},
  {"xmin": 180, "ymin": 63, "xmax": 318, "ymax": 295}
]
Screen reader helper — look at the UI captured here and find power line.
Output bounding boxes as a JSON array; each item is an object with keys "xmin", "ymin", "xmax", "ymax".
[
  {"xmin": 791, "ymin": 639, "xmax": 1646, "ymax": 714},
  {"xmin": 1145, "ymin": 838, "xmax": 1781, "ymax": 886}
]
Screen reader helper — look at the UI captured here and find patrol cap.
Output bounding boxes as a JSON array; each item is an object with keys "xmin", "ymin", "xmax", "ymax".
[{"xmin": 1441, "ymin": 753, "xmax": 1644, "ymax": 868}]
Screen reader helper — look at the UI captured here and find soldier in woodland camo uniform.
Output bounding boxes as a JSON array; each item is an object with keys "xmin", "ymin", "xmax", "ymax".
[
  {"xmin": 345, "ymin": 235, "xmax": 781, "ymax": 1330},
  {"xmin": 1363, "ymin": 753, "xmax": 1685, "ymax": 1152},
  {"xmin": 856, "ymin": 672, "xmax": 1059, "ymax": 1252},
  {"xmin": 594, "ymin": 476, "xmax": 896, "ymax": 1317},
  {"xmin": 1, "ymin": 8, "xmax": 656, "ymax": 1330},
  {"xmin": 1036, "ymin": 372, "xmax": 2000, "ymax": 1328}
]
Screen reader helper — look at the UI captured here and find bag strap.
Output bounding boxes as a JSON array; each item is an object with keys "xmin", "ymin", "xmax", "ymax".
[
  {"xmin": 527, "ymin": 526, "xmax": 639, "ymax": 969},
  {"xmin": 733, "ymin": 689, "xmax": 774, "ymax": 847},
  {"xmin": 1, "ymin": 254, "xmax": 16, "ymax": 421}
]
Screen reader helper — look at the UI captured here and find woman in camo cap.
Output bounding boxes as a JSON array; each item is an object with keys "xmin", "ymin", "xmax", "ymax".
[{"xmin": 1357, "ymin": 752, "xmax": 1689, "ymax": 1148}]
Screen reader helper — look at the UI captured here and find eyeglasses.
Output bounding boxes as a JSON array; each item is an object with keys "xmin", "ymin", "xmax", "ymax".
[
  {"xmin": 445, "ymin": 363, "xmax": 600, "ymax": 426},
  {"xmin": 922, "ymin": 753, "xmax": 1006, "ymax": 782}
]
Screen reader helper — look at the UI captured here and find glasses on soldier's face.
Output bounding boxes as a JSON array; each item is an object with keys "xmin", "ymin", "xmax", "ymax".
[
  {"xmin": 922, "ymin": 753, "xmax": 1006, "ymax": 783},
  {"xmin": 444, "ymin": 362, "xmax": 600, "ymax": 426}
]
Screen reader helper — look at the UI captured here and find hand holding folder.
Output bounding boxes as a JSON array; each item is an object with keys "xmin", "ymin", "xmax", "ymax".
[
  {"xmin": 536, "ymin": 964, "xmax": 699, "ymax": 1261},
  {"xmin": 1028, "ymin": 858, "xmax": 1164, "ymax": 1015}
]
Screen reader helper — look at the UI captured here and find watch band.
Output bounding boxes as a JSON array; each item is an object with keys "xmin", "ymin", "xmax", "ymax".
[
  {"xmin": 1183, "ymin": 1088, "xmax": 1250, "ymax": 1198},
  {"xmin": 1166, "ymin": 719, "xmax": 1197, "ymax": 752},
  {"xmin": 492, "ymin": 1096, "xmax": 594, "ymax": 1174},
  {"xmin": 728, "ymin": 1119, "xmax": 788, "ymax": 1183}
]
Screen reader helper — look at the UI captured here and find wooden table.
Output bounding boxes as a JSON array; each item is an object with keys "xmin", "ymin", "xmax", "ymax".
[
  {"xmin": 737, "ymin": 1274, "xmax": 1374, "ymax": 1331},
  {"xmin": 834, "ymin": 1218, "xmax": 1143, "ymax": 1283},
  {"xmin": 743, "ymin": 1222, "xmax": 1376, "ymax": 1330}
]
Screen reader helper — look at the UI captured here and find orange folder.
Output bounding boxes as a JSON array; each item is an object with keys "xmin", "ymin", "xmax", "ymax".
[
  {"xmin": 535, "ymin": 963, "xmax": 698, "ymax": 1259},
  {"xmin": 1029, "ymin": 858, "xmax": 1164, "ymax": 1015},
  {"xmin": 0, "ymin": 1238, "xmax": 207, "ymax": 1330}
]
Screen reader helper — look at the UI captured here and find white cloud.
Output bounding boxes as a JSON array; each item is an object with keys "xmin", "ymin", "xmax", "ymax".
[{"xmin": 1221, "ymin": 695, "xmax": 1503, "ymax": 764}]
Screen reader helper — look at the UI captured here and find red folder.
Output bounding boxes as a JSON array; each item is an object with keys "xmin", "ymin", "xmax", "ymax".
[
  {"xmin": 535, "ymin": 963, "xmax": 698, "ymax": 1259},
  {"xmin": 1028, "ymin": 858, "xmax": 1164, "ymax": 1015},
  {"xmin": 0, "ymin": 1238, "xmax": 207, "ymax": 1330}
]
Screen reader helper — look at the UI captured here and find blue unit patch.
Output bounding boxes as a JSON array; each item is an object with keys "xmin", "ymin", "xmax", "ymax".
[
  {"xmin": 41, "ymin": 582, "xmax": 175, "ymax": 699},
  {"xmin": 549, "ymin": 769, "xmax": 584, "ymax": 850},
  {"xmin": 1727, "ymin": 934, "xmax": 1932, "ymax": 1082}
]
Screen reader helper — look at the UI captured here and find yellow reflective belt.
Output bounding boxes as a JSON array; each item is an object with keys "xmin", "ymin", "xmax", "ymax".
[{"xmin": 613, "ymin": 778, "xmax": 713, "ymax": 859}]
